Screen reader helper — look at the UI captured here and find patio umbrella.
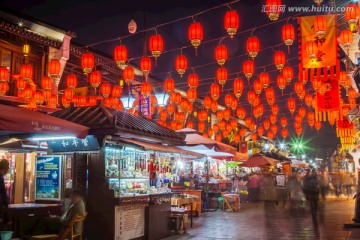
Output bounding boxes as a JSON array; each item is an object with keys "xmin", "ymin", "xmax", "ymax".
[{"xmin": 243, "ymin": 154, "xmax": 279, "ymax": 167}]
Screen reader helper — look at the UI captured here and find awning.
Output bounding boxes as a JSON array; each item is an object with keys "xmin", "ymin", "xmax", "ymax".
[
  {"xmin": 178, "ymin": 145, "xmax": 234, "ymax": 158},
  {"xmin": 0, "ymin": 104, "xmax": 89, "ymax": 138},
  {"xmin": 118, "ymin": 138, "xmax": 204, "ymax": 158},
  {"xmin": 242, "ymin": 154, "xmax": 279, "ymax": 167}
]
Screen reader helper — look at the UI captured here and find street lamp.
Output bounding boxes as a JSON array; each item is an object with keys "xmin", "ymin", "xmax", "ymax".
[
  {"xmin": 154, "ymin": 92, "xmax": 169, "ymax": 107},
  {"xmin": 121, "ymin": 94, "xmax": 136, "ymax": 109}
]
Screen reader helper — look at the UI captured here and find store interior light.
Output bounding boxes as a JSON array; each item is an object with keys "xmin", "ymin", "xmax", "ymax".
[
  {"xmin": 264, "ymin": 143, "xmax": 270, "ymax": 150},
  {"xmin": 31, "ymin": 136, "xmax": 76, "ymax": 141},
  {"xmin": 120, "ymin": 94, "xmax": 136, "ymax": 109},
  {"xmin": 154, "ymin": 92, "xmax": 169, "ymax": 106}
]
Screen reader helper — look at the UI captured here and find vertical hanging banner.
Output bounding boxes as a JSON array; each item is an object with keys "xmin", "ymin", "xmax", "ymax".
[
  {"xmin": 139, "ymin": 96, "xmax": 151, "ymax": 117},
  {"xmin": 300, "ymin": 15, "xmax": 337, "ymax": 69}
]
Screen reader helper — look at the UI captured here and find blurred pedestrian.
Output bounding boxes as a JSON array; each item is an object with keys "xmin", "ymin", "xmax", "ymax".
[
  {"xmin": 343, "ymin": 171, "xmax": 353, "ymax": 198},
  {"xmin": 287, "ymin": 172, "xmax": 305, "ymax": 209},
  {"xmin": 330, "ymin": 172, "xmax": 341, "ymax": 197},
  {"xmin": 319, "ymin": 170, "xmax": 330, "ymax": 200},
  {"xmin": 260, "ymin": 165, "xmax": 277, "ymax": 207},
  {"xmin": 275, "ymin": 170, "xmax": 287, "ymax": 207},
  {"xmin": 248, "ymin": 172, "xmax": 260, "ymax": 202},
  {"xmin": 303, "ymin": 169, "xmax": 319, "ymax": 215}
]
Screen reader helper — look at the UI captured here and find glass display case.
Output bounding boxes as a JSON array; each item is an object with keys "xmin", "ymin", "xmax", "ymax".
[{"xmin": 105, "ymin": 147, "xmax": 150, "ymax": 198}]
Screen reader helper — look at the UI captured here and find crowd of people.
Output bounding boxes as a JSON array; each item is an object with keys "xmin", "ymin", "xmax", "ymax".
[{"xmin": 240, "ymin": 166, "xmax": 356, "ymax": 215}]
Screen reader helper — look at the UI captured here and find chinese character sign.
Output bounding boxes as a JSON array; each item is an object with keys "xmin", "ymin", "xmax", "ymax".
[
  {"xmin": 35, "ymin": 155, "xmax": 62, "ymax": 201},
  {"xmin": 139, "ymin": 96, "xmax": 151, "ymax": 117},
  {"xmin": 46, "ymin": 136, "xmax": 99, "ymax": 152}
]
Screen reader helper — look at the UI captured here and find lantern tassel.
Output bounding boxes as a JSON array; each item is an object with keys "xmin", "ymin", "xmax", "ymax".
[
  {"xmin": 287, "ymin": 45, "xmax": 290, "ymax": 54},
  {"xmin": 195, "ymin": 47, "xmax": 198, "ymax": 56}
]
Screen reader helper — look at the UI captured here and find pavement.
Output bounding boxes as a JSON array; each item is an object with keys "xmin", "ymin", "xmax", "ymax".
[{"xmin": 163, "ymin": 197, "xmax": 360, "ymax": 240}]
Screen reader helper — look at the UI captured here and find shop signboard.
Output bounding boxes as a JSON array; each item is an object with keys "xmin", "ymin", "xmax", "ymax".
[
  {"xmin": 139, "ymin": 96, "xmax": 151, "ymax": 117},
  {"xmin": 115, "ymin": 205, "xmax": 145, "ymax": 240},
  {"xmin": 47, "ymin": 135, "xmax": 99, "ymax": 152},
  {"xmin": 35, "ymin": 155, "xmax": 62, "ymax": 201}
]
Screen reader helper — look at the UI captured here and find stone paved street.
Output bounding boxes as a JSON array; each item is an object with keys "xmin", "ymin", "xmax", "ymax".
[{"xmin": 163, "ymin": 199, "xmax": 360, "ymax": 240}]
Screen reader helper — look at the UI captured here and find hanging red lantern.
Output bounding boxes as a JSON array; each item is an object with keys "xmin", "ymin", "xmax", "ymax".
[
  {"xmin": 167, "ymin": 104, "xmax": 175, "ymax": 115},
  {"xmin": 61, "ymin": 95, "xmax": 70, "ymax": 108},
  {"xmin": 257, "ymin": 126, "xmax": 264, "ymax": 137},
  {"xmin": 88, "ymin": 96, "xmax": 97, "ymax": 106},
  {"xmin": 186, "ymin": 89, "xmax": 197, "ymax": 103},
  {"xmin": 265, "ymin": 0, "xmax": 282, "ymax": 21},
  {"xmin": 66, "ymin": 74, "xmax": 77, "ymax": 89},
  {"xmin": 174, "ymin": 92, "xmax": 182, "ymax": 105},
  {"xmin": 230, "ymin": 98, "xmax": 238, "ymax": 111},
  {"xmin": 222, "ymin": 129, "xmax": 230, "ymax": 138},
  {"xmin": 123, "ymin": 66, "xmax": 135, "ymax": 86},
  {"xmin": 223, "ymin": 109, "xmax": 231, "ymax": 121},
  {"xmin": 164, "ymin": 78, "xmax": 175, "ymax": 93},
  {"xmin": 274, "ymin": 51, "xmax": 286, "ymax": 70},
  {"xmin": 305, "ymin": 94, "xmax": 313, "ymax": 107},
  {"xmin": 112, "ymin": 86, "xmax": 122, "ymax": 98},
  {"xmin": 210, "ymin": 83, "xmax": 220, "ymax": 101},
  {"xmin": 269, "ymin": 114, "xmax": 277, "ymax": 125},
  {"xmin": 0, "ymin": 82, "xmax": 9, "ymax": 96},
  {"xmin": 315, "ymin": 121, "xmax": 322, "ymax": 132},
  {"xmin": 281, "ymin": 128, "xmax": 288, "ymax": 139},
  {"xmin": 251, "ymin": 133, "xmax": 258, "ymax": 141},
  {"xmin": 211, "ymin": 100, "xmax": 218, "ymax": 113},
  {"xmin": 277, "ymin": 75, "xmax": 286, "ymax": 94},
  {"xmin": 187, "ymin": 121, "xmax": 194, "ymax": 129},
  {"xmin": 215, "ymin": 134, "xmax": 222, "ymax": 142},
  {"xmin": 287, "ymin": 98, "xmax": 296, "ymax": 114},
  {"xmin": 263, "ymin": 119, "xmax": 271, "ymax": 131},
  {"xmin": 33, "ymin": 91, "xmax": 44, "ymax": 105},
  {"xmin": 313, "ymin": 16, "xmax": 327, "ymax": 39},
  {"xmin": 246, "ymin": 36, "xmax": 260, "ymax": 58},
  {"xmin": 175, "ymin": 55, "xmax": 188, "ymax": 77},
  {"xmin": 224, "ymin": 10, "xmax": 239, "ymax": 38},
  {"xmin": 41, "ymin": 76, "xmax": 52, "ymax": 91},
  {"xmin": 312, "ymin": 78, "xmax": 322, "ymax": 91},
  {"xmin": 348, "ymin": 88, "xmax": 357, "ymax": 99},
  {"xmin": 271, "ymin": 125, "xmax": 278, "ymax": 135},
  {"xmin": 265, "ymin": 88, "xmax": 275, "ymax": 102},
  {"xmin": 295, "ymin": 114, "xmax": 303, "ymax": 123},
  {"xmin": 230, "ymin": 119, "xmax": 238, "ymax": 130},
  {"xmin": 16, "ymin": 78, "xmax": 26, "ymax": 92},
  {"xmin": 224, "ymin": 94, "xmax": 233, "ymax": 108},
  {"xmin": 213, "ymin": 122, "xmax": 220, "ymax": 132},
  {"xmin": 216, "ymin": 66, "xmax": 228, "ymax": 86},
  {"xmin": 48, "ymin": 59, "xmax": 60, "ymax": 78},
  {"xmin": 234, "ymin": 134, "xmax": 241, "ymax": 143},
  {"xmin": 257, "ymin": 104, "xmax": 264, "ymax": 117},
  {"xmin": 203, "ymin": 96, "xmax": 212, "ymax": 110},
  {"xmin": 294, "ymin": 81, "xmax": 304, "ymax": 95},
  {"xmin": 305, "ymin": 41, "xmax": 318, "ymax": 59},
  {"xmin": 149, "ymin": 34, "xmax": 164, "ymax": 59},
  {"xmin": 81, "ymin": 53, "xmax": 95, "ymax": 74},
  {"xmin": 208, "ymin": 128, "xmax": 214, "ymax": 138},
  {"xmin": 271, "ymin": 105, "xmax": 279, "ymax": 115},
  {"xmin": 170, "ymin": 121, "xmax": 177, "ymax": 130},
  {"xmin": 308, "ymin": 111, "xmax": 315, "ymax": 121},
  {"xmin": 89, "ymin": 71, "xmax": 101, "ymax": 88},
  {"xmin": 340, "ymin": 29, "xmax": 354, "ymax": 49},
  {"xmin": 240, "ymin": 128, "xmax": 246, "ymax": 139},
  {"xmin": 100, "ymin": 83, "xmax": 111, "ymax": 98},
  {"xmin": 23, "ymin": 87, "xmax": 33, "ymax": 102},
  {"xmin": 140, "ymin": 57, "xmax": 152, "ymax": 76},
  {"xmin": 247, "ymin": 90, "xmax": 256, "ymax": 105},
  {"xmin": 47, "ymin": 95, "xmax": 57, "ymax": 108},
  {"xmin": 219, "ymin": 120, "xmax": 226, "ymax": 130},
  {"xmin": 64, "ymin": 88, "xmax": 74, "ymax": 101},
  {"xmin": 188, "ymin": 22, "xmax": 204, "ymax": 52},
  {"xmin": 233, "ymin": 78, "xmax": 244, "ymax": 99},
  {"xmin": 244, "ymin": 117, "xmax": 252, "ymax": 128},
  {"xmin": 180, "ymin": 99, "xmax": 189, "ymax": 112},
  {"xmin": 114, "ymin": 44, "xmax": 128, "ymax": 68},
  {"xmin": 0, "ymin": 67, "xmax": 9, "ymax": 83},
  {"xmin": 345, "ymin": 3, "xmax": 360, "ymax": 33},
  {"xmin": 260, "ymin": 72, "xmax": 270, "ymax": 89},
  {"xmin": 236, "ymin": 107, "xmax": 246, "ymax": 120},
  {"xmin": 243, "ymin": 60, "xmax": 254, "ymax": 83},
  {"xmin": 298, "ymin": 107, "xmax": 306, "ymax": 118},
  {"xmin": 280, "ymin": 117, "xmax": 287, "ymax": 128},
  {"xmin": 267, "ymin": 131, "xmax": 274, "ymax": 140},
  {"xmin": 20, "ymin": 64, "xmax": 33, "ymax": 81},
  {"xmin": 215, "ymin": 45, "xmax": 228, "ymax": 65},
  {"xmin": 198, "ymin": 121, "xmax": 206, "ymax": 132},
  {"xmin": 188, "ymin": 73, "xmax": 199, "ymax": 89},
  {"xmin": 43, "ymin": 90, "xmax": 51, "ymax": 101},
  {"xmin": 295, "ymin": 127, "xmax": 302, "ymax": 136},
  {"xmin": 339, "ymin": 71, "xmax": 348, "ymax": 86},
  {"xmin": 283, "ymin": 66, "xmax": 293, "ymax": 83},
  {"xmin": 282, "ymin": 24, "xmax": 295, "ymax": 46},
  {"xmin": 141, "ymin": 82, "xmax": 152, "ymax": 97},
  {"xmin": 253, "ymin": 79, "xmax": 263, "ymax": 95}
]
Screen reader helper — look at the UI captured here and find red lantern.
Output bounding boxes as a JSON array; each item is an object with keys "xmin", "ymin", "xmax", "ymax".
[
  {"xmin": 271, "ymin": 125, "xmax": 278, "ymax": 134},
  {"xmin": 234, "ymin": 134, "xmax": 241, "ymax": 143},
  {"xmin": 47, "ymin": 95, "xmax": 57, "ymax": 108},
  {"xmin": 198, "ymin": 121, "xmax": 206, "ymax": 133},
  {"xmin": 16, "ymin": 78, "xmax": 26, "ymax": 92},
  {"xmin": 203, "ymin": 96, "xmax": 212, "ymax": 110},
  {"xmin": 188, "ymin": 22, "xmax": 203, "ymax": 51},
  {"xmin": 230, "ymin": 119, "xmax": 238, "ymax": 130},
  {"xmin": 114, "ymin": 44, "xmax": 128, "ymax": 68},
  {"xmin": 180, "ymin": 99, "xmax": 189, "ymax": 112},
  {"xmin": 208, "ymin": 128, "xmax": 214, "ymax": 138},
  {"xmin": 265, "ymin": 0, "xmax": 282, "ymax": 21},
  {"xmin": 305, "ymin": 41, "xmax": 318, "ymax": 59},
  {"xmin": 230, "ymin": 98, "xmax": 238, "ymax": 111},
  {"xmin": 251, "ymin": 133, "xmax": 258, "ymax": 141},
  {"xmin": 66, "ymin": 74, "xmax": 77, "ymax": 89},
  {"xmin": 282, "ymin": 24, "xmax": 295, "ymax": 46},
  {"xmin": 254, "ymin": 79, "xmax": 263, "ymax": 95},
  {"xmin": 187, "ymin": 121, "xmax": 194, "ymax": 129},
  {"xmin": 0, "ymin": 82, "xmax": 9, "ymax": 96},
  {"xmin": 223, "ymin": 129, "xmax": 229, "ymax": 138},
  {"xmin": 215, "ymin": 45, "xmax": 228, "ymax": 65},
  {"xmin": 236, "ymin": 107, "xmax": 246, "ymax": 120},
  {"xmin": 233, "ymin": 78, "xmax": 244, "ymax": 99},
  {"xmin": 100, "ymin": 83, "xmax": 111, "ymax": 98},
  {"xmin": 280, "ymin": 117, "xmax": 287, "ymax": 128},
  {"xmin": 215, "ymin": 134, "xmax": 222, "ymax": 142},
  {"xmin": 112, "ymin": 86, "xmax": 122, "ymax": 98},
  {"xmin": 281, "ymin": 129, "xmax": 288, "ymax": 139},
  {"xmin": 89, "ymin": 71, "xmax": 101, "ymax": 88},
  {"xmin": 41, "ymin": 76, "xmax": 52, "ymax": 91},
  {"xmin": 213, "ymin": 124, "xmax": 219, "ymax": 133},
  {"xmin": 294, "ymin": 81, "xmax": 304, "ymax": 95},
  {"xmin": 174, "ymin": 92, "xmax": 182, "ymax": 105},
  {"xmin": 295, "ymin": 114, "xmax": 302, "ymax": 123},
  {"xmin": 167, "ymin": 104, "xmax": 175, "ymax": 115},
  {"xmin": 247, "ymin": 90, "xmax": 256, "ymax": 104},
  {"xmin": 246, "ymin": 36, "xmax": 260, "ymax": 58},
  {"xmin": 260, "ymin": 72, "xmax": 270, "ymax": 89},
  {"xmin": 265, "ymin": 88, "xmax": 275, "ymax": 102},
  {"xmin": 274, "ymin": 51, "xmax": 286, "ymax": 70},
  {"xmin": 186, "ymin": 89, "xmax": 197, "ymax": 103},
  {"xmin": 23, "ymin": 87, "xmax": 33, "ymax": 102},
  {"xmin": 313, "ymin": 16, "xmax": 327, "ymax": 38},
  {"xmin": 257, "ymin": 126, "xmax": 264, "ymax": 136},
  {"xmin": 219, "ymin": 120, "xmax": 226, "ymax": 130},
  {"xmin": 224, "ymin": 10, "xmax": 239, "ymax": 38},
  {"xmin": 245, "ymin": 117, "xmax": 252, "ymax": 127},
  {"xmin": 140, "ymin": 57, "xmax": 152, "ymax": 76},
  {"xmin": 64, "ymin": 88, "xmax": 74, "ymax": 101},
  {"xmin": 123, "ymin": 66, "xmax": 135, "ymax": 85},
  {"xmin": 61, "ymin": 95, "xmax": 70, "ymax": 108},
  {"xmin": 149, "ymin": 34, "xmax": 164, "ymax": 59},
  {"xmin": 312, "ymin": 78, "xmax": 322, "ymax": 91},
  {"xmin": 267, "ymin": 131, "xmax": 274, "ymax": 140},
  {"xmin": 141, "ymin": 82, "xmax": 152, "ymax": 97},
  {"xmin": 345, "ymin": 3, "xmax": 360, "ymax": 32},
  {"xmin": 33, "ymin": 91, "xmax": 44, "ymax": 105},
  {"xmin": 283, "ymin": 66, "xmax": 293, "ymax": 83},
  {"xmin": 240, "ymin": 128, "xmax": 246, "ymax": 139},
  {"xmin": 216, "ymin": 66, "xmax": 228, "ymax": 86},
  {"xmin": 175, "ymin": 55, "xmax": 188, "ymax": 77},
  {"xmin": 348, "ymin": 88, "xmax": 357, "ymax": 99},
  {"xmin": 243, "ymin": 60, "xmax": 254, "ymax": 83},
  {"xmin": 277, "ymin": 75, "xmax": 286, "ymax": 94},
  {"xmin": 0, "ymin": 67, "xmax": 9, "ymax": 82},
  {"xmin": 299, "ymin": 107, "xmax": 306, "ymax": 118},
  {"xmin": 223, "ymin": 109, "xmax": 231, "ymax": 121},
  {"xmin": 305, "ymin": 94, "xmax": 313, "ymax": 107},
  {"xmin": 164, "ymin": 78, "xmax": 175, "ymax": 93},
  {"xmin": 269, "ymin": 114, "xmax": 277, "ymax": 125},
  {"xmin": 88, "ymin": 96, "xmax": 97, "ymax": 106},
  {"xmin": 48, "ymin": 59, "xmax": 60, "ymax": 78},
  {"xmin": 188, "ymin": 73, "xmax": 199, "ymax": 89},
  {"xmin": 340, "ymin": 29, "xmax": 354, "ymax": 49},
  {"xmin": 20, "ymin": 64, "xmax": 33, "ymax": 81},
  {"xmin": 271, "ymin": 105, "xmax": 279, "ymax": 115},
  {"xmin": 224, "ymin": 94, "xmax": 233, "ymax": 108},
  {"xmin": 210, "ymin": 83, "xmax": 220, "ymax": 101},
  {"xmin": 81, "ymin": 53, "xmax": 95, "ymax": 74},
  {"xmin": 211, "ymin": 100, "xmax": 218, "ymax": 113},
  {"xmin": 43, "ymin": 90, "xmax": 51, "ymax": 101},
  {"xmin": 287, "ymin": 98, "xmax": 296, "ymax": 114}
]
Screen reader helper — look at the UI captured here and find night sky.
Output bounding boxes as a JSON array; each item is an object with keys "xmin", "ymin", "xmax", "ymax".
[{"xmin": 0, "ymin": 0, "xmax": 342, "ymax": 151}]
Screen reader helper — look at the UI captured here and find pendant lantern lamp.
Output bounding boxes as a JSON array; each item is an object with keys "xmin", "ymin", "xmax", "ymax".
[
  {"xmin": 210, "ymin": 83, "xmax": 220, "ymax": 101},
  {"xmin": 114, "ymin": 44, "xmax": 128, "ymax": 68},
  {"xmin": 215, "ymin": 45, "xmax": 228, "ymax": 66},
  {"xmin": 81, "ymin": 53, "xmax": 95, "ymax": 74},
  {"xmin": 188, "ymin": 21, "xmax": 203, "ymax": 54},
  {"xmin": 175, "ymin": 54, "xmax": 188, "ymax": 77},
  {"xmin": 224, "ymin": 10, "xmax": 239, "ymax": 38},
  {"xmin": 246, "ymin": 36, "xmax": 260, "ymax": 59},
  {"xmin": 274, "ymin": 51, "xmax": 286, "ymax": 70},
  {"xmin": 140, "ymin": 57, "xmax": 152, "ymax": 76},
  {"xmin": 265, "ymin": 0, "xmax": 282, "ymax": 21},
  {"xmin": 149, "ymin": 34, "xmax": 164, "ymax": 59},
  {"xmin": 282, "ymin": 24, "xmax": 295, "ymax": 46},
  {"xmin": 216, "ymin": 66, "xmax": 228, "ymax": 87},
  {"xmin": 243, "ymin": 60, "xmax": 254, "ymax": 84},
  {"xmin": 123, "ymin": 66, "xmax": 135, "ymax": 85},
  {"xmin": 259, "ymin": 72, "xmax": 270, "ymax": 89}
]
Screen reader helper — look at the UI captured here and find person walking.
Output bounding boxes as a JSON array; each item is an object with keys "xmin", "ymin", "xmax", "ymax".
[
  {"xmin": 303, "ymin": 169, "xmax": 320, "ymax": 215},
  {"xmin": 319, "ymin": 170, "xmax": 330, "ymax": 200},
  {"xmin": 248, "ymin": 173, "xmax": 260, "ymax": 202}
]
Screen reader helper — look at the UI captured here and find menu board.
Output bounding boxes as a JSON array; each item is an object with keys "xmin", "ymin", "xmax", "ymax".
[
  {"xmin": 115, "ymin": 205, "xmax": 145, "ymax": 240},
  {"xmin": 35, "ymin": 155, "xmax": 62, "ymax": 201}
]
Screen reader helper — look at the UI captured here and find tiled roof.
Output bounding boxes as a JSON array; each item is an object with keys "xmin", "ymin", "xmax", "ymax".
[{"xmin": 51, "ymin": 105, "xmax": 184, "ymax": 143}]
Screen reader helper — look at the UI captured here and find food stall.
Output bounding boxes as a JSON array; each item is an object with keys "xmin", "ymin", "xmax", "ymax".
[{"xmin": 50, "ymin": 104, "xmax": 203, "ymax": 240}]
